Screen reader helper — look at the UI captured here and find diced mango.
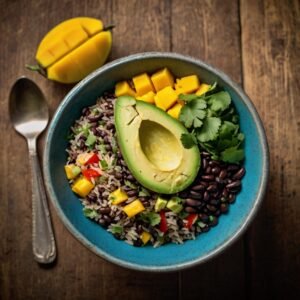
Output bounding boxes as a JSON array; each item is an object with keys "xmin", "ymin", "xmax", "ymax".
[
  {"xmin": 136, "ymin": 91, "xmax": 156, "ymax": 104},
  {"xmin": 151, "ymin": 68, "xmax": 174, "ymax": 92},
  {"xmin": 109, "ymin": 188, "xmax": 128, "ymax": 205},
  {"xmin": 140, "ymin": 231, "xmax": 152, "ymax": 245},
  {"xmin": 76, "ymin": 152, "xmax": 94, "ymax": 165},
  {"xmin": 72, "ymin": 177, "xmax": 94, "ymax": 197},
  {"xmin": 132, "ymin": 73, "xmax": 154, "ymax": 96},
  {"xmin": 154, "ymin": 86, "xmax": 178, "ymax": 111},
  {"xmin": 176, "ymin": 75, "xmax": 200, "ymax": 94},
  {"xmin": 115, "ymin": 81, "xmax": 136, "ymax": 97},
  {"xmin": 196, "ymin": 83, "xmax": 211, "ymax": 96},
  {"xmin": 167, "ymin": 103, "xmax": 183, "ymax": 119},
  {"xmin": 123, "ymin": 200, "xmax": 145, "ymax": 218},
  {"xmin": 64, "ymin": 164, "xmax": 81, "ymax": 179}
]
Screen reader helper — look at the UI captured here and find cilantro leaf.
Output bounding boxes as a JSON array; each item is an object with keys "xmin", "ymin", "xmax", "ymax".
[
  {"xmin": 179, "ymin": 99, "xmax": 207, "ymax": 128},
  {"xmin": 109, "ymin": 224, "xmax": 123, "ymax": 234},
  {"xmin": 139, "ymin": 212, "xmax": 161, "ymax": 226},
  {"xmin": 197, "ymin": 117, "xmax": 221, "ymax": 142},
  {"xmin": 139, "ymin": 187, "xmax": 150, "ymax": 197},
  {"xmin": 83, "ymin": 207, "xmax": 99, "ymax": 219},
  {"xmin": 100, "ymin": 159, "xmax": 108, "ymax": 170},
  {"xmin": 124, "ymin": 180, "xmax": 137, "ymax": 189},
  {"xmin": 178, "ymin": 93, "xmax": 201, "ymax": 102},
  {"xmin": 209, "ymin": 91, "xmax": 231, "ymax": 112},
  {"xmin": 180, "ymin": 132, "xmax": 197, "ymax": 149},
  {"xmin": 219, "ymin": 121, "xmax": 239, "ymax": 139},
  {"xmin": 221, "ymin": 147, "xmax": 244, "ymax": 163}
]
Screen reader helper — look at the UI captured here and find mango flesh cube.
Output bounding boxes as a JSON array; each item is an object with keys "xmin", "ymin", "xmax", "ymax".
[
  {"xmin": 123, "ymin": 200, "xmax": 145, "ymax": 218},
  {"xmin": 72, "ymin": 177, "xmax": 94, "ymax": 198},
  {"xmin": 151, "ymin": 68, "xmax": 174, "ymax": 92},
  {"xmin": 176, "ymin": 75, "xmax": 200, "ymax": 93},
  {"xmin": 115, "ymin": 81, "xmax": 136, "ymax": 97},
  {"xmin": 140, "ymin": 231, "xmax": 151, "ymax": 244},
  {"xmin": 196, "ymin": 83, "xmax": 211, "ymax": 96},
  {"xmin": 132, "ymin": 73, "xmax": 154, "ymax": 96},
  {"xmin": 167, "ymin": 103, "xmax": 183, "ymax": 119},
  {"xmin": 136, "ymin": 91, "xmax": 156, "ymax": 103},
  {"xmin": 110, "ymin": 188, "xmax": 128, "ymax": 205},
  {"xmin": 154, "ymin": 86, "xmax": 178, "ymax": 111}
]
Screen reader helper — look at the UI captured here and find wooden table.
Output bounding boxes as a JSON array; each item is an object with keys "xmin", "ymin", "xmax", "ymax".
[{"xmin": 1, "ymin": 1, "xmax": 299, "ymax": 299}]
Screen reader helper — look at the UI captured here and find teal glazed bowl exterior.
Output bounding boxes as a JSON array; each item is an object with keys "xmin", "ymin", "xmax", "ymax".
[{"xmin": 43, "ymin": 52, "xmax": 269, "ymax": 272}]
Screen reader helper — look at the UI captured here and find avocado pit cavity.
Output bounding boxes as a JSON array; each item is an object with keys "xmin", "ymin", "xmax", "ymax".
[{"xmin": 139, "ymin": 120, "xmax": 183, "ymax": 172}]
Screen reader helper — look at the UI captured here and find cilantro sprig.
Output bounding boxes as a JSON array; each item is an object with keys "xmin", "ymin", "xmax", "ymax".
[{"xmin": 179, "ymin": 84, "xmax": 245, "ymax": 163}]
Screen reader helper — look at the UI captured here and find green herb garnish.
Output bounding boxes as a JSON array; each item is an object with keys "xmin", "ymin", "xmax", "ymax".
[
  {"xmin": 83, "ymin": 207, "xmax": 99, "ymax": 219},
  {"xmin": 109, "ymin": 224, "xmax": 123, "ymax": 234},
  {"xmin": 139, "ymin": 212, "xmax": 161, "ymax": 226}
]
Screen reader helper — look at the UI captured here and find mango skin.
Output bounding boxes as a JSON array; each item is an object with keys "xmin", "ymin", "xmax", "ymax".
[{"xmin": 33, "ymin": 17, "xmax": 112, "ymax": 84}]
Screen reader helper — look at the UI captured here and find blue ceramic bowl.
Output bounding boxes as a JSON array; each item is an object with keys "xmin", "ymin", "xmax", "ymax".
[{"xmin": 44, "ymin": 52, "xmax": 269, "ymax": 272}]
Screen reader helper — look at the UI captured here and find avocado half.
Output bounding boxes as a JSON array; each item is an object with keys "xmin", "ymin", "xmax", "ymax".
[{"xmin": 114, "ymin": 96, "xmax": 201, "ymax": 194}]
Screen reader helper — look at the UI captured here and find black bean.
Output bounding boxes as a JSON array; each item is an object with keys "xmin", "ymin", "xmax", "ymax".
[
  {"xmin": 98, "ymin": 186, "xmax": 105, "ymax": 193},
  {"xmin": 127, "ymin": 190, "xmax": 138, "ymax": 197},
  {"xmin": 215, "ymin": 177, "xmax": 226, "ymax": 185},
  {"xmin": 202, "ymin": 158, "xmax": 208, "ymax": 169},
  {"xmin": 209, "ymin": 160, "xmax": 220, "ymax": 167},
  {"xmin": 105, "ymin": 111, "xmax": 114, "ymax": 117},
  {"xmin": 210, "ymin": 199, "xmax": 219, "ymax": 206},
  {"xmin": 203, "ymin": 191, "xmax": 210, "ymax": 202},
  {"xmin": 185, "ymin": 206, "xmax": 198, "ymax": 213},
  {"xmin": 226, "ymin": 180, "xmax": 241, "ymax": 190},
  {"xmin": 206, "ymin": 204, "xmax": 217, "ymax": 212},
  {"xmin": 228, "ymin": 193, "xmax": 236, "ymax": 203},
  {"xmin": 126, "ymin": 174, "xmax": 135, "ymax": 181},
  {"xmin": 199, "ymin": 213, "xmax": 209, "ymax": 222},
  {"xmin": 227, "ymin": 164, "xmax": 240, "ymax": 172},
  {"xmin": 99, "ymin": 218, "xmax": 106, "ymax": 226},
  {"xmin": 201, "ymin": 175, "xmax": 215, "ymax": 181},
  {"xmin": 82, "ymin": 107, "xmax": 90, "ymax": 116},
  {"xmin": 88, "ymin": 114, "xmax": 103, "ymax": 122},
  {"xmin": 104, "ymin": 136, "xmax": 110, "ymax": 143},
  {"xmin": 99, "ymin": 207, "xmax": 111, "ymax": 214},
  {"xmin": 202, "ymin": 226, "xmax": 210, "ymax": 232},
  {"xmin": 105, "ymin": 144, "xmax": 112, "ymax": 151},
  {"xmin": 232, "ymin": 167, "xmax": 246, "ymax": 180},
  {"xmin": 209, "ymin": 216, "xmax": 218, "ymax": 226},
  {"xmin": 207, "ymin": 184, "xmax": 218, "ymax": 192},
  {"xmin": 199, "ymin": 181, "xmax": 209, "ymax": 187},
  {"xmin": 189, "ymin": 191, "xmax": 202, "ymax": 199},
  {"xmin": 191, "ymin": 184, "xmax": 206, "ymax": 191},
  {"xmin": 220, "ymin": 203, "xmax": 229, "ymax": 213},
  {"xmin": 201, "ymin": 151, "xmax": 210, "ymax": 157},
  {"xmin": 186, "ymin": 198, "xmax": 201, "ymax": 207},
  {"xmin": 136, "ymin": 225, "xmax": 144, "ymax": 234},
  {"xmin": 219, "ymin": 169, "xmax": 227, "ymax": 179},
  {"xmin": 103, "ymin": 215, "xmax": 112, "ymax": 223},
  {"xmin": 107, "ymin": 123, "xmax": 114, "ymax": 130},
  {"xmin": 134, "ymin": 239, "xmax": 143, "ymax": 247},
  {"xmin": 142, "ymin": 200, "xmax": 150, "ymax": 207},
  {"xmin": 212, "ymin": 167, "xmax": 221, "ymax": 175},
  {"xmin": 214, "ymin": 209, "xmax": 221, "ymax": 217},
  {"xmin": 179, "ymin": 190, "xmax": 189, "ymax": 198},
  {"xmin": 115, "ymin": 172, "xmax": 123, "ymax": 180},
  {"xmin": 205, "ymin": 166, "xmax": 212, "ymax": 174},
  {"xmin": 222, "ymin": 188, "xmax": 229, "ymax": 198}
]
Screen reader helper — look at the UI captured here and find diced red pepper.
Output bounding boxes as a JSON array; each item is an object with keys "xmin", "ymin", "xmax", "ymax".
[
  {"xmin": 82, "ymin": 169, "xmax": 101, "ymax": 180},
  {"xmin": 86, "ymin": 153, "xmax": 100, "ymax": 165},
  {"xmin": 159, "ymin": 211, "xmax": 168, "ymax": 233},
  {"xmin": 185, "ymin": 214, "xmax": 198, "ymax": 229}
]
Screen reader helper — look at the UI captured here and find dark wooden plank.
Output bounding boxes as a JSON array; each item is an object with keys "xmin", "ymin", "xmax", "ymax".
[
  {"xmin": 240, "ymin": 0, "xmax": 300, "ymax": 298},
  {"xmin": 171, "ymin": 0, "xmax": 246, "ymax": 299}
]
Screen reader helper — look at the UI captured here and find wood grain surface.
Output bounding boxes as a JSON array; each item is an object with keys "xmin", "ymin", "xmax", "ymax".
[{"xmin": 0, "ymin": 0, "xmax": 299, "ymax": 299}]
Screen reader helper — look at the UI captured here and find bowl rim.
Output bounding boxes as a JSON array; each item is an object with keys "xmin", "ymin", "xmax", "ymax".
[{"xmin": 43, "ymin": 51, "xmax": 269, "ymax": 272}]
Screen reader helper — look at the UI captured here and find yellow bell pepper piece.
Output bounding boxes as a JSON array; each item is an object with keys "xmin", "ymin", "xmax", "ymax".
[
  {"xmin": 132, "ymin": 73, "xmax": 154, "ymax": 96},
  {"xmin": 109, "ymin": 188, "xmax": 128, "ymax": 205},
  {"xmin": 72, "ymin": 177, "xmax": 94, "ymax": 197},
  {"xmin": 154, "ymin": 86, "xmax": 178, "ymax": 111},
  {"xmin": 151, "ymin": 68, "xmax": 174, "ymax": 92},
  {"xmin": 123, "ymin": 200, "xmax": 145, "ymax": 218},
  {"xmin": 196, "ymin": 83, "xmax": 211, "ymax": 96},
  {"xmin": 140, "ymin": 231, "xmax": 152, "ymax": 245},
  {"xmin": 64, "ymin": 164, "xmax": 81, "ymax": 179},
  {"xmin": 175, "ymin": 75, "xmax": 200, "ymax": 94},
  {"xmin": 167, "ymin": 103, "xmax": 183, "ymax": 119},
  {"xmin": 115, "ymin": 81, "xmax": 136, "ymax": 97},
  {"xmin": 36, "ymin": 17, "xmax": 103, "ymax": 68},
  {"xmin": 136, "ymin": 91, "xmax": 156, "ymax": 104}
]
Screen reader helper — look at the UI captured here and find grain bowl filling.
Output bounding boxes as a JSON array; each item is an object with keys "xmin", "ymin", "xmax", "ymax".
[{"xmin": 65, "ymin": 69, "xmax": 246, "ymax": 247}]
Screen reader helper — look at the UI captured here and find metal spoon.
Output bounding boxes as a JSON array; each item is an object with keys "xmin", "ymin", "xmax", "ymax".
[{"xmin": 9, "ymin": 77, "xmax": 56, "ymax": 264}]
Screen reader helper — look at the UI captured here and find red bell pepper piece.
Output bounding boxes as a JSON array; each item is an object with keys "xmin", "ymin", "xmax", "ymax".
[
  {"xmin": 82, "ymin": 169, "xmax": 101, "ymax": 180},
  {"xmin": 86, "ymin": 153, "xmax": 100, "ymax": 165},
  {"xmin": 159, "ymin": 211, "xmax": 168, "ymax": 233},
  {"xmin": 185, "ymin": 214, "xmax": 198, "ymax": 229}
]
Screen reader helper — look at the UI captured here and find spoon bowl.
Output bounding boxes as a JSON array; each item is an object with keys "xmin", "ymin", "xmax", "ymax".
[{"xmin": 9, "ymin": 77, "xmax": 56, "ymax": 264}]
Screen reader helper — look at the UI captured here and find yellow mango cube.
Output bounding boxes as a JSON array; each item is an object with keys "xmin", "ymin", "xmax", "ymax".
[
  {"xmin": 176, "ymin": 75, "xmax": 200, "ymax": 93},
  {"xmin": 151, "ymin": 68, "xmax": 174, "ymax": 92},
  {"xmin": 196, "ymin": 83, "xmax": 211, "ymax": 96},
  {"xmin": 72, "ymin": 177, "xmax": 94, "ymax": 197},
  {"xmin": 64, "ymin": 164, "xmax": 81, "ymax": 179},
  {"xmin": 136, "ymin": 91, "xmax": 156, "ymax": 104},
  {"xmin": 132, "ymin": 73, "xmax": 154, "ymax": 96},
  {"xmin": 115, "ymin": 81, "xmax": 136, "ymax": 97},
  {"xmin": 167, "ymin": 103, "xmax": 183, "ymax": 119},
  {"xmin": 123, "ymin": 200, "xmax": 145, "ymax": 218},
  {"xmin": 140, "ymin": 231, "xmax": 152, "ymax": 245},
  {"xmin": 154, "ymin": 86, "xmax": 178, "ymax": 111},
  {"xmin": 109, "ymin": 188, "xmax": 128, "ymax": 205}
]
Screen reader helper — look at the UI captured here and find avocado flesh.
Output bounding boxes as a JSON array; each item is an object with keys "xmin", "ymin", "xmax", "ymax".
[{"xmin": 114, "ymin": 96, "xmax": 201, "ymax": 194}]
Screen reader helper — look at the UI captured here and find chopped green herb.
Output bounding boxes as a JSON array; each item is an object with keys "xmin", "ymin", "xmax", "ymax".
[
  {"xmin": 83, "ymin": 207, "xmax": 99, "ymax": 219},
  {"xmin": 125, "ymin": 180, "xmax": 137, "ymax": 189},
  {"xmin": 178, "ymin": 93, "xmax": 201, "ymax": 102},
  {"xmin": 209, "ymin": 91, "xmax": 231, "ymax": 112},
  {"xmin": 221, "ymin": 146, "xmax": 245, "ymax": 163},
  {"xmin": 109, "ymin": 224, "xmax": 123, "ymax": 234},
  {"xmin": 180, "ymin": 132, "xmax": 197, "ymax": 149},
  {"xmin": 85, "ymin": 132, "xmax": 97, "ymax": 146},
  {"xmin": 139, "ymin": 187, "xmax": 150, "ymax": 197},
  {"xmin": 100, "ymin": 159, "xmax": 108, "ymax": 170},
  {"xmin": 140, "ymin": 212, "xmax": 161, "ymax": 226}
]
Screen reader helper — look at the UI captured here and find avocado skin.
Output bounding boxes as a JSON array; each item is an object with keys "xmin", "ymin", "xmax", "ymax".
[{"xmin": 114, "ymin": 96, "xmax": 200, "ymax": 194}]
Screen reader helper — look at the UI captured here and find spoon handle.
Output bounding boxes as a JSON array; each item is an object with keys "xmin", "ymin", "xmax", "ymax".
[{"xmin": 28, "ymin": 142, "xmax": 56, "ymax": 264}]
